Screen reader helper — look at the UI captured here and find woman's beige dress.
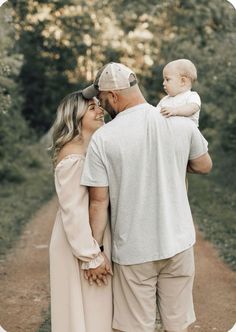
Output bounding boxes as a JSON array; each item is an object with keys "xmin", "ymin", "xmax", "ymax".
[{"xmin": 49, "ymin": 154, "xmax": 113, "ymax": 332}]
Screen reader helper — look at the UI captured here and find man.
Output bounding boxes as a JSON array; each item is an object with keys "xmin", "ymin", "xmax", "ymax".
[{"xmin": 81, "ymin": 62, "xmax": 212, "ymax": 332}]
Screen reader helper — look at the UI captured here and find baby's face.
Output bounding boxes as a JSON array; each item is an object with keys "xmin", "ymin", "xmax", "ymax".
[{"xmin": 163, "ymin": 65, "xmax": 185, "ymax": 97}]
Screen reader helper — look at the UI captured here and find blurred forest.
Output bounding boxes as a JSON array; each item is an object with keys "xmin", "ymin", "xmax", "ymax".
[{"xmin": 0, "ymin": 0, "xmax": 235, "ymax": 265}]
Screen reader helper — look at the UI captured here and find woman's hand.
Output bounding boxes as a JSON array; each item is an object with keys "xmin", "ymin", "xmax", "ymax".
[{"xmin": 83, "ymin": 253, "xmax": 113, "ymax": 286}]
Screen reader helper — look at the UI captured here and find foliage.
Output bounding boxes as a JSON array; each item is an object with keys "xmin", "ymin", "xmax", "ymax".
[
  {"xmin": 189, "ymin": 172, "xmax": 236, "ymax": 271},
  {"xmin": 11, "ymin": 0, "xmax": 122, "ymax": 134},
  {"xmin": 0, "ymin": 3, "xmax": 54, "ymax": 256},
  {"xmin": 0, "ymin": 143, "xmax": 54, "ymax": 256},
  {"xmin": 10, "ymin": 0, "xmax": 236, "ymax": 157},
  {"xmin": 152, "ymin": 0, "xmax": 236, "ymax": 154},
  {"xmin": 38, "ymin": 307, "xmax": 51, "ymax": 332},
  {"xmin": 0, "ymin": 3, "xmax": 33, "ymax": 183},
  {"xmin": 1, "ymin": 0, "xmax": 235, "ymax": 267}
]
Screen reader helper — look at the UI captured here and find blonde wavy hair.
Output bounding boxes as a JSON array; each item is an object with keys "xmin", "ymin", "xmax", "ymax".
[{"xmin": 50, "ymin": 91, "xmax": 89, "ymax": 166}]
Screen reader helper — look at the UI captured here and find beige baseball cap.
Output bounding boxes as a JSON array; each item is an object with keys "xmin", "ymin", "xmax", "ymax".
[{"xmin": 82, "ymin": 62, "xmax": 137, "ymax": 99}]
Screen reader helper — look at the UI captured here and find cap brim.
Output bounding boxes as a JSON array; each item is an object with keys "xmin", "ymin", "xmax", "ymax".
[{"xmin": 81, "ymin": 85, "xmax": 99, "ymax": 99}]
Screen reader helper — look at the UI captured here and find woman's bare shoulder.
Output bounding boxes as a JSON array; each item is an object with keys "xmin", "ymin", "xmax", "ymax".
[{"xmin": 56, "ymin": 142, "xmax": 85, "ymax": 165}]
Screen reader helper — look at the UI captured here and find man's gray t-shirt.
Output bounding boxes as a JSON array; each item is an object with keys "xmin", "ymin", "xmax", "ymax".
[{"xmin": 81, "ymin": 103, "xmax": 208, "ymax": 265}]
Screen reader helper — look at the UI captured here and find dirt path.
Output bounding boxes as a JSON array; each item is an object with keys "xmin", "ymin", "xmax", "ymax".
[
  {"xmin": 190, "ymin": 233, "xmax": 236, "ymax": 332},
  {"xmin": 0, "ymin": 197, "xmax": 57, "ymax": 332},
  {"xmin": 0, "ymin": 197, "xmax": 236, "ymax": 332}
]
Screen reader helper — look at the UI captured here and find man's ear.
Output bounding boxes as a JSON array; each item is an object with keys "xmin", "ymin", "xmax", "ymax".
[{"xmin": 108, "ymin": 91, "xmax": 118, "ymax": 103}]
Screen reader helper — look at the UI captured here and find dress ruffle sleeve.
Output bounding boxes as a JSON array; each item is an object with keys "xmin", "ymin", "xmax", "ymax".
[{"xmin": 55, "ymin": 155, "xmax": 104, "ymax": 269}]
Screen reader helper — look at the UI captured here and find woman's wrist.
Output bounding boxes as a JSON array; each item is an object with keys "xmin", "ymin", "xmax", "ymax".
[{"xmin": 80, "ymin": 252, "xmax": 104, "ymax": 270}]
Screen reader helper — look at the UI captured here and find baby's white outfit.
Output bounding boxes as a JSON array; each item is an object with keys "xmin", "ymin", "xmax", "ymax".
[{"xmin": 157, "ymin": 90, "xmax": 201, "ymax": 126}]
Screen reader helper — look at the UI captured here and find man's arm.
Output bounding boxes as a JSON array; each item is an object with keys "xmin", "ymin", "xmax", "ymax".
[
  {"xmin": 187, "ymin": 152, "xmax": 212, "ymax": 174},
  {"xmin": 89, "ymin": 186, "xmax": 109, "ymax": 245}
]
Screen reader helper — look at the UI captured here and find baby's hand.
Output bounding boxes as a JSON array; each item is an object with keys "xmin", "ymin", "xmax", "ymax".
[{"xmin": 160, "ymin": 107, "xmax": 176, "ymax": 118}]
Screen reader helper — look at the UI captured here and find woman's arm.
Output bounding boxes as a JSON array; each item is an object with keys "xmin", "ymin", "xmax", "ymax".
[{"xmin": 55, "ymin": 157, "xmax": 104, "ymax": 267}]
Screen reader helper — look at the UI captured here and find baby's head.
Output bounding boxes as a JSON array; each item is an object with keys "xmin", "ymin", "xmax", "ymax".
[{"xmin": 163, "ymin": 59, "xmax": 197, "ymax": 97}]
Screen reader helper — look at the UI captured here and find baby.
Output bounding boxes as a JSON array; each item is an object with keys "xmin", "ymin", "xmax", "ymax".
[{"xmin": 157, "ymin": 59, "xmax": 201, "ymax": 126}]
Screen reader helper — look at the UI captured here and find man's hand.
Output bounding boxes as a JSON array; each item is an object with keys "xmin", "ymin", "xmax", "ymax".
[
  {"xmin": 160, "ymin": 106, "xmax": 176, "ymax": 117},
  {"xmin": 84, "ymin": 253, "xmax": 113, "ymax": 286}
]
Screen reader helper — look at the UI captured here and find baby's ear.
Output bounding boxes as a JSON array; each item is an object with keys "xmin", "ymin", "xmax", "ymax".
[{"xmin": 181, "ymin": 76, "xmax": 191, "ymax": 86}]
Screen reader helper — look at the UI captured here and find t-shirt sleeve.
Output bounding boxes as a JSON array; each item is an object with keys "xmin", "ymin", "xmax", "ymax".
[
  {"xmin": 81, "ymin": 136, "xmax": 109, "ymax": 187},
  {"xmin": 189, "ymin": 124, "xmax": 208, "ymax": 160},
  {"xmin": 187, "ymin": 91, "xmax": 201, "ymax": 108}
]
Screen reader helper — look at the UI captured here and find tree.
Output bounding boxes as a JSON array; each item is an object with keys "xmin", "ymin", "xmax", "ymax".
[
  {"xmin": 11, "ymin": 0, "xmax": 236, "ymax": 161},
  {"xmin": 12, "ymin": 0, "xmax": 123, "ymax": 134},
  {"xmin": 0, "ymin": 3, "xmax": 32, "ymax": 183}
]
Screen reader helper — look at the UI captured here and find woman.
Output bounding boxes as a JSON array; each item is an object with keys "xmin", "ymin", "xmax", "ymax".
[{"xmin": 49, "ymin": 91, "xmax": 113, "ymax": 332}]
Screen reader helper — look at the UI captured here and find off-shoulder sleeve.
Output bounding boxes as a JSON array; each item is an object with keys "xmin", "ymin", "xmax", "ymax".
[{"xmin": 55, "ymin": 156, "xmax": 104, "ymax": 269}]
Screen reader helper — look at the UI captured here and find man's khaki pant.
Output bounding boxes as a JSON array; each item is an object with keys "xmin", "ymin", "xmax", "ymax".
[{"xmin": 112, "ymin": 247, "xmax": 196, "ymax": 332}]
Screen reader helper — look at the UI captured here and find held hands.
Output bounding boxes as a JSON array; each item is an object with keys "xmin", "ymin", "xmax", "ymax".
[
  {"xmin": 83, "ymin": 253, "xmax": 113, "ymax": 287},
  {"xmin": 160, "ymin": 106, "xmax": 177, "ymax": 118}
]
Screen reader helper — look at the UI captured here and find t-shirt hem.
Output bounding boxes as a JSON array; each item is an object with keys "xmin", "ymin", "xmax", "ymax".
[
  {"xmin": 80, "ymin": 180, "xmax": 108, "ymax": 187},
  {"xmin": 112, "ymin": 242, "xmax": 195, "ymax": 265}
]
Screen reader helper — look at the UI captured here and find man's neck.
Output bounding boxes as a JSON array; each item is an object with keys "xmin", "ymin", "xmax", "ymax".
[{"xmin": 119, "ymin": 96, "xmax": 146, "ymax": 113}]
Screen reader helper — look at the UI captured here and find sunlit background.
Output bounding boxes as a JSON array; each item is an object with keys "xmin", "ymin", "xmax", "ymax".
[{"xmin": 0, "ymin": 1, "xmax": 235, "ymax": 330}]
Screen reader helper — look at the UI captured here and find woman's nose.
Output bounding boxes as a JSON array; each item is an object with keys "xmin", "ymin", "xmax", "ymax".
[{"xmin": 96, "ymin": 105, "xmax": 104, "ymax": 114}]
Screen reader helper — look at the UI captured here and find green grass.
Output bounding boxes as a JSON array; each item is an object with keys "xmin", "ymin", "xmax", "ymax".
[
  {"xmin": 189, "ymin": 171, "xmax": 236, "ymax": 271},
  {"xmin": 38, "ymin": 307, "xmax": 51, "ymax": 332},
  {"xmin": 0, "ymin": 143, "xmax": 54, "ymax": 257}
]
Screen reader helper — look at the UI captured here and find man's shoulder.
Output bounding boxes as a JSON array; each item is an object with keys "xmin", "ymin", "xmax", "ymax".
[
  {"xmin": 124, "ymin": 102, "xmax": 155, "ymax": 114},
  {"xmin": 171, "ymin": 115, "xmax": 198, "ymax": 134},
  {"xmin": 92, "ymin": 103, "xmax": 158, "ymax": 139},
  {"xmin": 91, "ymin": 120, "xmax": 115, "ymax": 142},
  {"xmin": 100, "ymin": 103, "xmax": 155, "ymax": 128}
]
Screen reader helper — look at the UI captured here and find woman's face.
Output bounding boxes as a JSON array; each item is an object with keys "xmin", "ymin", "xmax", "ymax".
[{"xmin": 81, "ymin": 98, "xmax": 105, "ymax": 134}]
